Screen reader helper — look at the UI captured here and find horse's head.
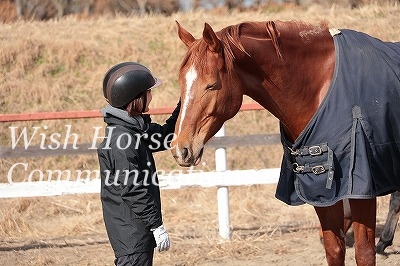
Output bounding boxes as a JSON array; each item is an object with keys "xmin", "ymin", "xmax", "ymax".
[{"xmin": 171, "ymin": 21, "xmax": 243, "ymax": 167}]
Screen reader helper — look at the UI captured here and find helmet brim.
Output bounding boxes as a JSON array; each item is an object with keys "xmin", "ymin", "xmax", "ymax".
[{"xmin": 149, "ymin": 77, "xmax": 162, "ymax": 90}]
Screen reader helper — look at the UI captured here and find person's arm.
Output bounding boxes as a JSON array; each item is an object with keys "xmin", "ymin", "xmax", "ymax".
[{"xmin": 146, "ymin": 100, "xmax": 181, "ymax": 152}]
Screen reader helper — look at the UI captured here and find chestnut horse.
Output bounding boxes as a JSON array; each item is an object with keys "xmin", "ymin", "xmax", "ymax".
[{"xmin": 171, "ymin": 20, "xmax": 400, "ymax": 265}]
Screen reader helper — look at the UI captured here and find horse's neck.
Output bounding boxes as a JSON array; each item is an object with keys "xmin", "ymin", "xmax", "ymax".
[{"xmin": 241, "ymin": 22, "xmax": 335, "ymax": 141}]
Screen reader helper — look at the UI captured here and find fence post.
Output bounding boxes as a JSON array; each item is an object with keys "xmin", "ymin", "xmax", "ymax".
[{"xmin": 215, "ymin": 124, "xmax": 230, "ymax": 239}]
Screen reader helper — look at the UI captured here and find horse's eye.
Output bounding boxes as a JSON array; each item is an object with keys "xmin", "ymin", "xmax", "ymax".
[{"xmin": 206, "ymin": 83, "xmax": 217, "ymax": 90}]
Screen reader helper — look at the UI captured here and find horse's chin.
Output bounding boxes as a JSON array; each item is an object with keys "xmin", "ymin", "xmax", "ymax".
[{"xmin": 175, "ymin": 157, "xmax": 201, "ymax": 167}]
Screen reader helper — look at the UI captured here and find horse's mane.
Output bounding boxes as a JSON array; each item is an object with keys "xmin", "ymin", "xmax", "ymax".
[
  {"xmin": 217, "ymin": 20, "xmax": 330, "ymax": 70},
  {"xmin": 180, "ymin": 20, "xmax": 329, "ymax": 74}
]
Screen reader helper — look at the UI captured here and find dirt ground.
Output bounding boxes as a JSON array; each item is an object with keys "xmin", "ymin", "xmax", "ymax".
[{"xmin": 0, "ymin": 184, "xmax": 399, "ymax": 266}]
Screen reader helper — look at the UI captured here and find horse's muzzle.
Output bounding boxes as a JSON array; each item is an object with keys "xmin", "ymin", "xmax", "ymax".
[{"xmin": 172, "ymin": 145, "xmax": 204, "ymax": 167}]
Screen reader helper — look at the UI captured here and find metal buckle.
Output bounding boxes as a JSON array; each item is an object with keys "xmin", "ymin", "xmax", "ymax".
[
  {"xmin": 308, "ymin": 145, "xmax": 323, "ymax": 156},
  {"xmin": 312, "ymin": 165, "xmax": 326, "ymax": 175},
  {"xmin": 292, "ymin": 163, "xmax": 304, "ymax": 173},
  {"xmin": 289, "ymin": 147, "xmax": 300, "ymax": 156}
]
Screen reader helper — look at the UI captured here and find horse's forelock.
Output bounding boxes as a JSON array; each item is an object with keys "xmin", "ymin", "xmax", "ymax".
[
  {"xmin": 180, "ymin": 40, "xmax": 209, "ymax": 74},
  {"xmin": 180, "ymin": 23, "xmax": 263, "ymax": 82}
]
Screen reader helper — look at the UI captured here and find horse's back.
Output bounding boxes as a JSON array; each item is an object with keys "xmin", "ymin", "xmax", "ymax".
[{"xmin": 341, "ymin": 29, "xmax": 400, "ymax": 64}]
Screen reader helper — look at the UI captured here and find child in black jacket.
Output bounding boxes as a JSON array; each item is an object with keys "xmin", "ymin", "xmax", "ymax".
[{"xmin": 97, "ymin": 62, "xmax": 180, "ymax": 266}]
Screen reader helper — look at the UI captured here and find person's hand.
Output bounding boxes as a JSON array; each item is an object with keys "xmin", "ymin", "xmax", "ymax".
[{"xmin": 152, "ymin": 224, "xmax": 170, "ymax": 252}]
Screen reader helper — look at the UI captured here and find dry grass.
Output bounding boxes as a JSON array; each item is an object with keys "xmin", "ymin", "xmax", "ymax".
[
  {"xmin": 0, "ymin": 186, "xmax": 320, "ymax": 262},
  {"xmin": 1, "ymin": 2, "xmax": 400, "ymax": 265},
  {"xmin": 0, "ymin": 186, "xmax": 395, "ymax": 265}
]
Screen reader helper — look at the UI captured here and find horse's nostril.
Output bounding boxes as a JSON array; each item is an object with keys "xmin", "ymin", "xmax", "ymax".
[
  {"xmin": 182, "ymin": 147, "xmax": 189, "ymax": 160},
  {"xmin": 199, "ymin": 147, "xmax": 204, "ymax": 157}
]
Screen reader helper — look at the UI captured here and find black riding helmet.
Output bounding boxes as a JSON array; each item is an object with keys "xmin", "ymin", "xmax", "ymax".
[{"xmin": 103, "ymin": 62, "xmax": 162, "ymax": 108}]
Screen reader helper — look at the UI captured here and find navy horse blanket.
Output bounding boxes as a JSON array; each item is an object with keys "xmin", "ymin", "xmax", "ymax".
[{"xmin": 275, "ymin": 29, "xmax": 400, "ymax": 207}]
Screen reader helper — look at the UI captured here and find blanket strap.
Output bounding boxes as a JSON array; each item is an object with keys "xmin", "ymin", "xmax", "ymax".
[
  {"xmin": 326, "ymin": 148, "xmax": 334, "ymax": 189},
  {"xmin": 293, "ymin": 162, "xmax": 331, "ymax": 175},
  {"xmin": 291, "ymin": 143, "xmax": 335, "ymax": 189},
  {"xmin": 290, "ymin": 143, "xmax": 329, "ymax": 156}
]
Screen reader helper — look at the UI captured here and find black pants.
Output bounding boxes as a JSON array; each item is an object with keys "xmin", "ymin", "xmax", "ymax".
[{"xmin": 114, "ymin": 250, "xmax": 154, "ymax": 266}]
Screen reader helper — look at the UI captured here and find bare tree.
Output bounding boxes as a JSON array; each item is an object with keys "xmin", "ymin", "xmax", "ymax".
[
  {"xmin": 137, "ymin": 0, "xmax": 147, "ymax": 15},
  {"xmin": 113, "ymin": 0, "xmax": 175, "ymax": 16},
  {"xmin": 115, "ymin": 0, "xmax": 146, "ymax": 15},
  {"xmin": 82, "ymin": 0, "xmax": 94, "ymax": 14},
  {"xmin": 14, "ymin": 0, "xmax": 56, "ymax": 20},
  {"xmin": 114, "ymin": 0, "xmax": 131, "ymax": 14},
  {"xmin": 51, "ymin": 0, "xmax": 68, "ymax": 18},
  {"xmin": 225, "ymin": 0, "xmax": 243, "ymax": 10},
  {"xmin": 15, "ymin": 0, "xmax": 23, "ymax": 18}
]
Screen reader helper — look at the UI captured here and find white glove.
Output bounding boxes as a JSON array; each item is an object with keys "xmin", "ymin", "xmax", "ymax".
[{"xmin": 152, "ymin": 224, "xmax": 170, "ymax": 252}]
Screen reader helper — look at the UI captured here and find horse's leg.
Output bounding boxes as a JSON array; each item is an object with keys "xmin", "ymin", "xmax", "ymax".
[
  {"xmin": 315, "ymin": 200, "xmax": 346, "ymax": 266},
  {"xmin": 343, "ymin": 198, "xmax": 353, "ymax": 234},
  {"xmin": 319, "ymin": 199, "xmax": 353, "ymax": 244},
  {"xmin": 376, "ymin": 191, "xmax": 400, "ymax": 254},
  {"xmin": 349, "ymin": 198, "xmax": 376, "ymax": 266}
]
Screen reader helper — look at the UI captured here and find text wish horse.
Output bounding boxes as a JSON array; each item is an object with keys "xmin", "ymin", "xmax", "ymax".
[{"xmin": 171, "ymin": 20, "xmax": 400, "ymax": 265}]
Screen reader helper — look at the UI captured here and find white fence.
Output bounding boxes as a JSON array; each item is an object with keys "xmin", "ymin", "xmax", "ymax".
[{"xmin": 0, "ymin": 168, "xmax": 280, "ymax": 198}]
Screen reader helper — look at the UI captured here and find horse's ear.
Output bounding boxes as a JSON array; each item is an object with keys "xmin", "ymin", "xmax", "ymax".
[
  {"xmin": 203, "ymin": 22, "xmax": 220, "ymax": 52},
  {"xmin": 176, "ymin": 20, "xmax": 195, "ymax": 48}
]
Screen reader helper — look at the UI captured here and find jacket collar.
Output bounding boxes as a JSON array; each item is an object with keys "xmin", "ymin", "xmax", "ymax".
[{"xmin": 100, "ymin": 104, "xmax": 149, "ymax": 132}]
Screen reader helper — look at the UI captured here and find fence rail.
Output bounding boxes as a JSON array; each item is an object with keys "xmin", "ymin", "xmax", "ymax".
[
  {"xmin": 0, "ymin": 168, "xmax": 281, "ymax": 198},
  {"xmin": 0, "ymin": 103, "xmax": 264, "ymax": 122}
]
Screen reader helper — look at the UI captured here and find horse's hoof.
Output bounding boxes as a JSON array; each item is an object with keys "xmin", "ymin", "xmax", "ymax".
[{"xmin": 376, "ymin": 241, "xmax": 392, "ymax": 254}]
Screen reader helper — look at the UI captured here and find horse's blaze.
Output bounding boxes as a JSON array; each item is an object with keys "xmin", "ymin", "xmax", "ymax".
[{"xmin": 172, "ymin": 64, "xmax": 205, "ymax": 167}]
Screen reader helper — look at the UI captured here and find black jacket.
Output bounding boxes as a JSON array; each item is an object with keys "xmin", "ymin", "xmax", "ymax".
[{"xmin": 97, "ymin": 102, "xmax": 180, "ymax": 257}]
